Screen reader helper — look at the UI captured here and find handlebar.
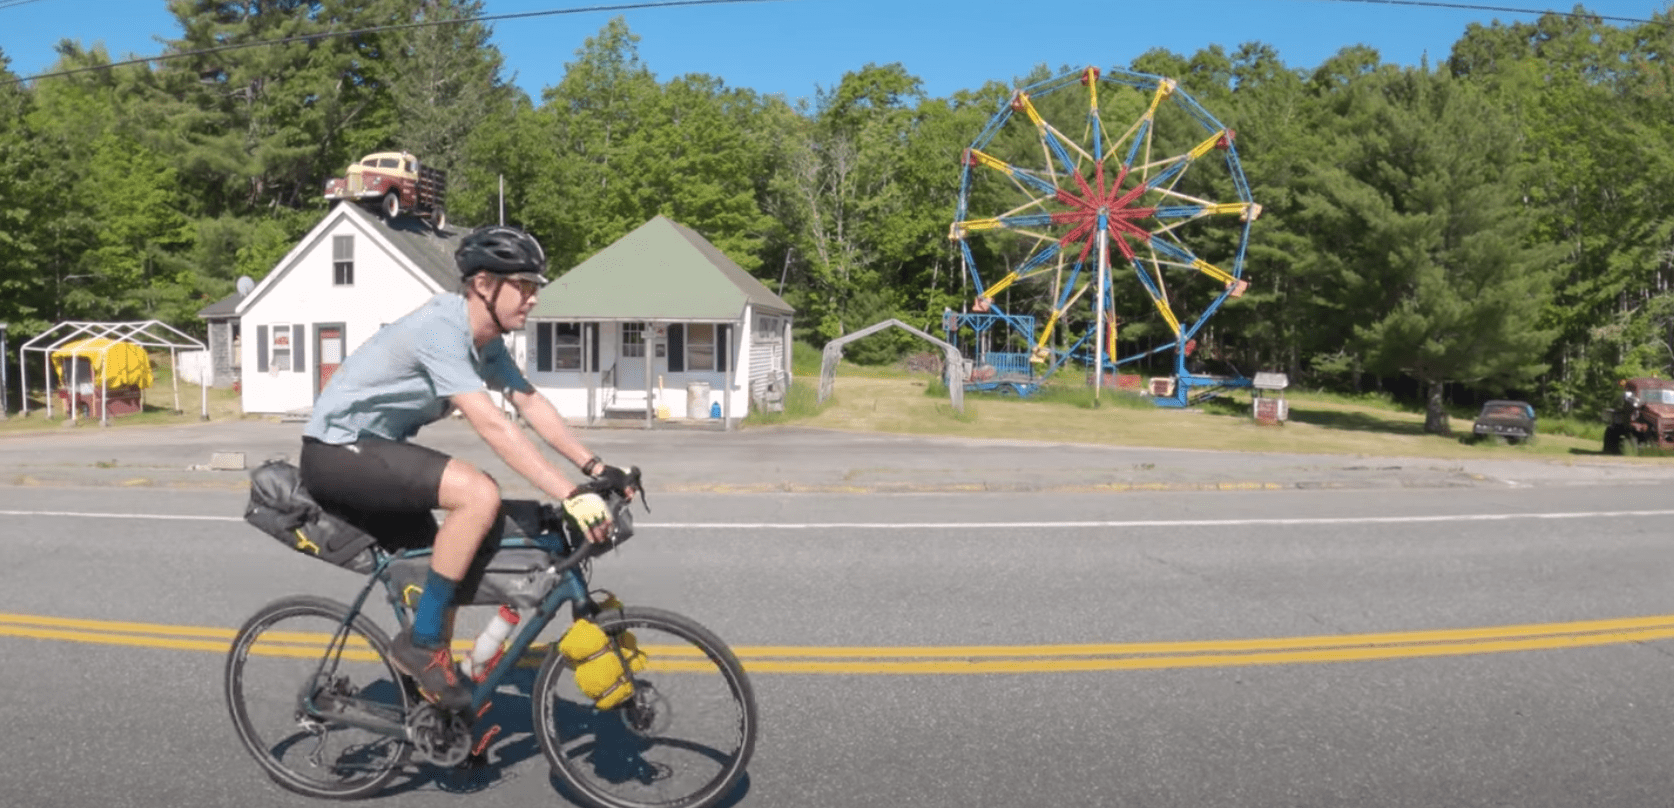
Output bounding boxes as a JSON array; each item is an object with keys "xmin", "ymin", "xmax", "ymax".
[{"xmin": 540, "ymin": 465, "xmax": 646, "ymax": 563}]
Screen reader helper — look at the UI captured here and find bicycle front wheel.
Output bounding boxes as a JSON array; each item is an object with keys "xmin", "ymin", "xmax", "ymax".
[
  {"xmin": 224, "ymin": 595, "xmax": 413, "ymax": 799},
  {"xmin": 533, "ymin": 606, "xmax": 758, "ymax": 808}
]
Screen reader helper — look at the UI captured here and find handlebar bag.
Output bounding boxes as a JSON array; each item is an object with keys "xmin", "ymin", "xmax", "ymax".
[{"xmin": 243, "ymin": 459, "xmax": 377, "ymax": 573}]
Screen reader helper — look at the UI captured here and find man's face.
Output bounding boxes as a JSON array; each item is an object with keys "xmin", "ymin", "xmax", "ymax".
[{"xmin": 487, "ymin": 276, "xmax": 539, "ymax": 330}]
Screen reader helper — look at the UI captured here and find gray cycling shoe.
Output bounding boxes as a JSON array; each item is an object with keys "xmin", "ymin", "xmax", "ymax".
[{"xmin": 390, "ymin": 628, "xmax": 472, "ymax": 711}]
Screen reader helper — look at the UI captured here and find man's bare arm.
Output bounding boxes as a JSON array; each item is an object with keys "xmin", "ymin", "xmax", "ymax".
[
  {"xmin": 452, "ymin": 390, "xmax": 577, "ymax": 501},
  {"xmin": 508, "ymin": 387, "xmax": 598, "ymax": 472}
]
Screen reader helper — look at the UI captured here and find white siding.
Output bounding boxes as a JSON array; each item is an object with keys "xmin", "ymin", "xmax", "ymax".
[{"xmin": 239, "ymin": 216, "xmax": 439, "ymax": 414}]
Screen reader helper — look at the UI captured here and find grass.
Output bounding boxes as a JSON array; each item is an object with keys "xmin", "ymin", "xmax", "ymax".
[
  {"xmin": 754, "ymin": 358, "xmax": 1628, "ymax": 461},
  {"xmin": 0, "ymin": 338, "xmax": 1629, "ymax": 462},
  {"xmin": 0, "ymin": 360, "xmax": 249, "ymax": 435}
]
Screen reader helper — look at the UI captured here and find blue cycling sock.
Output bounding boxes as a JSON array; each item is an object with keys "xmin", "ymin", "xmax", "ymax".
[{"xmin": 411, "ymin": 568, "xmax": 459, "ymax": 649}]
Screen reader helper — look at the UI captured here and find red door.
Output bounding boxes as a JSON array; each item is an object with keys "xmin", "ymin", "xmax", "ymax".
[{"xmin": 315, "ymin": 325, "xmax": 345, "ymax": 395}]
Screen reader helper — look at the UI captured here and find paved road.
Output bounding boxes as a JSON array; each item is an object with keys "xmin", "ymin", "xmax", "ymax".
[{"xmin": 6, "ymin": 422, "xmax": 1674, "ymax": 807}]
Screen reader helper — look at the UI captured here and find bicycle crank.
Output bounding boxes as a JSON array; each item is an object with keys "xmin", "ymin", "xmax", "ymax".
[{"xmin": 406, "ymin": 704, "xmax": 471, "ymax": 768}]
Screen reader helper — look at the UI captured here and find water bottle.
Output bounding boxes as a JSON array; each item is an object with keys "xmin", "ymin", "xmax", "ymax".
[{"xmin": 466, "ymin": 605, "xmax": 520, "ymax": 681}]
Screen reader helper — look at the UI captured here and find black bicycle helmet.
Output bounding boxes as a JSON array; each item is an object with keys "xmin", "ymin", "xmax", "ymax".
[{"xmin": 455, "ymin": 225, "xmax": 548, "ymax": 286}]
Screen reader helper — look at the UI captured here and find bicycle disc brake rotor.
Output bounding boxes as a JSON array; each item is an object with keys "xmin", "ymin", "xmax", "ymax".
[
  {"xmin": 406, "ymin": 704, "xmax": 471, "ymax": 768},
  {"xmin": 620, "ymin": 683, "xmax": 672, "ymax": 738}
]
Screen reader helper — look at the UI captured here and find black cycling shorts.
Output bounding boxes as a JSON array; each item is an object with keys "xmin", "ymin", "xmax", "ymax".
[{"xmin": 299, "ymin": 437, "xmax": 502, "ymax": 599}]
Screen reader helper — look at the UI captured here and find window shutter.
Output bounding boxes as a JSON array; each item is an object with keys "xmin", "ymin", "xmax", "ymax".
[
  {"xmin": 717, "ymin": 325, "xmax": 731, "ymax": 373},
  {"xmin": 293, "ymin": 324, "xmax": 307, "ymax": 373},
  {"xmin": 536, "ymin": 323, "xmax": 552, "ymax": 372},
  {"xmin": 667, "ymin": 324, "xmax": 684, "ymax": 372},
  {"xmin": 587, "ymin": 323, "xmax": 600, "ymax": 373},
  {"xmin": 256, "ymin": 325, "xmax": 268, "ymax": 373}
]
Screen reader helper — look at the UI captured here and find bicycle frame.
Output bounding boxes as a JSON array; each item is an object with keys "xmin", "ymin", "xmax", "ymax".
[{"xmin": 300, "ymin": 531, "xmax": 597, "ymax": 738}]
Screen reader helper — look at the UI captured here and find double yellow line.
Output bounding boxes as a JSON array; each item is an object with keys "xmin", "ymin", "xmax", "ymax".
[{"xmin": 5, "ymin": 612, "xmax": 1674, "ymax": 675}]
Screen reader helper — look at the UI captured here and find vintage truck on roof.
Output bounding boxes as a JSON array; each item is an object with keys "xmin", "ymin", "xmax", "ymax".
[
  {"xmin": 322, "ymin": 151, "xmax": 446, "ymax": 229},
  {"xmin": 1603, "ymin": 376, "xmax": 1674, "ymax": 455}
]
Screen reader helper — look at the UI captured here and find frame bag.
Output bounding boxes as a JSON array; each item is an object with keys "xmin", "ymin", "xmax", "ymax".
[{"xmin": 244, "ymin": 459, "xmax": 377, "ymax": 573}]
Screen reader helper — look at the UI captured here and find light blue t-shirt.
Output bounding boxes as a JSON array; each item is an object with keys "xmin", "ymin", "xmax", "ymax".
[{"xmin": 304, "ymin": 293, "xmax": 533, "ymax": 444}]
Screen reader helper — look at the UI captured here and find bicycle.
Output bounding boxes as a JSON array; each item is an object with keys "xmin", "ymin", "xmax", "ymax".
[{"xmin": 223, "ymin": 468, "xmax": 758, "ymax": 808}]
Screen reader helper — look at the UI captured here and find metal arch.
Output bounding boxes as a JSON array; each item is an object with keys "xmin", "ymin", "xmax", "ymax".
[{"xmin": 818, "ymin": 319, "xmax": 964, "ymax": 414}]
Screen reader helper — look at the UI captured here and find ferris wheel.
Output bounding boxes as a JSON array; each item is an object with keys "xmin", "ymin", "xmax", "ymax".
[{"xmin": 949, "ymin": 66, "xmax": 1259, "ymax": 405}]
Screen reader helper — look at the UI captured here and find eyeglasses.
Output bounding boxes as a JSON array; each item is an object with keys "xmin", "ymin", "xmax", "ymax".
[{"xmin": 504, "ymin": 279, "xmax": 540, "ymax": 299}]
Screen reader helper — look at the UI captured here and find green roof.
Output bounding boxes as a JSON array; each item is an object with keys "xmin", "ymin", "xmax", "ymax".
[{"xmin": 530, "ymin": 216, "xmax": 794, "ymax": 321}]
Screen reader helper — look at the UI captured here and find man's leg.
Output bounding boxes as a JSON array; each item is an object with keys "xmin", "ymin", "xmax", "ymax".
[
  {"xmin": 299, "ymin": 438, "xmax": 495, "ymax": 709},
  {"xmin": 408, "ymin": 459, "xmax": 502, "ymax": 649}
]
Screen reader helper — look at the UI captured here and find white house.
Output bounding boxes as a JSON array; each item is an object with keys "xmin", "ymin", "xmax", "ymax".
[
  {"xmin": 234, "ymin": 203, "xmax": 500, "ymax": 414},
  {"xmin": 526, "ymin": 216, "xmax": 795, "ymax": 427}
]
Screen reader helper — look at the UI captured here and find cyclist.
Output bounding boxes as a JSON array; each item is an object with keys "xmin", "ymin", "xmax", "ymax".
[{"xmin": 299, "ymin": 224, "xmax": 626, "ymax": 710}]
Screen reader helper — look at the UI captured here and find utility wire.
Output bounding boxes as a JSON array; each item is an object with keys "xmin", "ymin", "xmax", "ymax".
[
  {"xmin": 1303, "ymin": 0, "xmax": 1669, "ymax": 27},
  {"xmin": 3, "ymin": 0, "xmax": 788, "ymax": 86},
  {"xmin": 0, "ymin": 0, "xmax": 58, "ymax": 11}
]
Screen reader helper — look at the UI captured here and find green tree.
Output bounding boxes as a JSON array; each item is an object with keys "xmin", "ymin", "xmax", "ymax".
[
  {"xmin": 1450, "ymin": 9, "xmax": 1674, "ymax": 414},
  {"xmin": 773, "ymin": 62, "xmax": 925, "ymax": 350},
  {"xmin": 385, "ymin": 0, "xmax": 514, "ymax": 182},
  {"xmin": 1303, "ymin": 65, "xmax": 1560, "ymax": 432},
  {"xmin": 154, "ymin": 0, "xmax": 406, "ymax": 216},
  {"xmin": 521, "ymin": 17, "xmax": 662, "ymax": 268}
]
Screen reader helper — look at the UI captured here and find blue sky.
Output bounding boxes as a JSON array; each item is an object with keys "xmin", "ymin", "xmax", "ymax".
[{"xmin": 1, "ymin": 0, "xmax": 1669, "ymax": 102}]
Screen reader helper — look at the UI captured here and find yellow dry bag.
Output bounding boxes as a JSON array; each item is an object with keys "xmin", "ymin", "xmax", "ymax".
[{"xmin": 558, "ymin": 618, "xmax": 647, "ymax": 710}]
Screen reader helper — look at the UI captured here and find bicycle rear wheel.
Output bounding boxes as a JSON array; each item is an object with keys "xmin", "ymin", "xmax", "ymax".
[
  {"xmin": 224, "ymin": 595, "xmax": 413, "ymax": 799},
  {"xmin": 533, "ymin": 606, "xmax": 758, "ymax": 808}
]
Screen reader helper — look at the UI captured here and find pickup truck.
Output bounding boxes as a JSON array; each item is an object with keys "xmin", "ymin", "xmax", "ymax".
[{"xmin": 323, "ymin": 151, "xmax": 446, "ymax": 229}]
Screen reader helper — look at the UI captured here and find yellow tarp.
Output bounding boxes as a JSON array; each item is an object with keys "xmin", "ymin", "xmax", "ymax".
[{"xmin": 51, "ymin": 339, "xmax": 153, "ymax": 390}]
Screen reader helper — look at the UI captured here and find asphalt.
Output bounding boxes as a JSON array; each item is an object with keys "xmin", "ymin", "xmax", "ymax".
[{"xmin": 3, "ymin": 414, "xmax": 1674, "ymax": 495}]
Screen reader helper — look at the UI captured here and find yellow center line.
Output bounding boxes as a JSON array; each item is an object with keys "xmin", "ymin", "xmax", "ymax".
[{"xmin": 3, "ymin": 612, "xmax": 1672, "ymax": 674}]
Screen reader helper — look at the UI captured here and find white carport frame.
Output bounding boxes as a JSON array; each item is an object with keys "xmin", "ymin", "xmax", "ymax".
[{"xmin": 19, "ymin": 321, "xmax": 209, "ymax": 426}]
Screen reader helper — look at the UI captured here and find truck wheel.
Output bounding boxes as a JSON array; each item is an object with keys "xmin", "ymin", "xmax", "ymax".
[
  {"xmin": 381, "ymin": 192, "xmax": 401, "ymax": 219},
  {"xmin": 432, "ymin": 208, "xmax": 446, "ymax": 231}
]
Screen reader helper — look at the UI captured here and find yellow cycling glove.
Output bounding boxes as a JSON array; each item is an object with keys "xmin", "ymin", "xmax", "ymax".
[{"xmin": 562, "ymin": 492, "xmax": 609, "ymax": 531}]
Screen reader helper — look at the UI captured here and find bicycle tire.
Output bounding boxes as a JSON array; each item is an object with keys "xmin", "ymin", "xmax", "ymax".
[
  {"xmin": 224, "ymin": 595, "xmax": 413, "ymax": 799},
  {"xmin": 533, "ymin": 606, "xmax": 758, "ymax": 808}
]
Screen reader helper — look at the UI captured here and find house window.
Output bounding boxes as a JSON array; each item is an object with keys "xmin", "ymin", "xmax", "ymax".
[
  {"xmin": 666, "ymin": 324, "xmax": 729, "ymax": 373},
  {"xmin": 622, "ymin": 323, "xmax": 645, "ymax": 358},
  {"xmin": 535, "ymin": 323, "xmax": 597, "ymax": 372},
  {"xmin": 551, "ymin": 323, "xmax": 582, "ymax": 370},
  {"xmin": 332, "ymin": 235, "xmax": 354, "ymax": 286},
  {"xmin": 687, "ymin": 324, "xmax": 716, "ymax": 371},
  {"xmin": 270, "ymin": 324, "xmax": 293, "ymax": 371}
]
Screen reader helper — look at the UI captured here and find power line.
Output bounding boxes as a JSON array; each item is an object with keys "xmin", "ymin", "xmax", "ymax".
[
  {"xmin": 2, "ymin": 0, "xmax": 789, "ymax": 86},
  {"xmin": 1303, "ymin": 0, "xmax": 1670, "ymax": 27},
  {"xmin": 0, "ymin": 0, "xmax": 58, "ymax": 12}
]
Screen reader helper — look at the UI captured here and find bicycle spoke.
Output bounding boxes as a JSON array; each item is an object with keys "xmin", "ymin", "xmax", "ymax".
[
  {"xmin": 225, "ymin": 597, "xmax": 411, "ymax": 798},
  {"xmin": 536, "ymin": 607, "xmax": 756, "ymax": 808}
]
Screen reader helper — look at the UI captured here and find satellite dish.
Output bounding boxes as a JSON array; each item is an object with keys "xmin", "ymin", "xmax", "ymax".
[{"xmin": 236, "ymin": 276, "xmax": 255, "ymax": 296}]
